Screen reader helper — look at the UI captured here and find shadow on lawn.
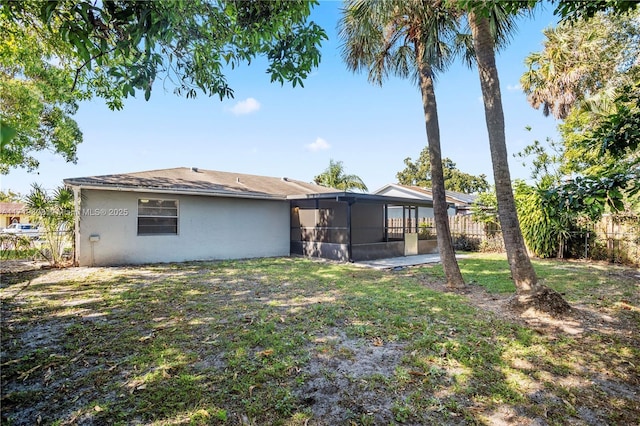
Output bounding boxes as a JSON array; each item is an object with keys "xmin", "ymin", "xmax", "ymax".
[{"xmin": 1, "ymin": 258, "xmax": 639, "ymax": 425}]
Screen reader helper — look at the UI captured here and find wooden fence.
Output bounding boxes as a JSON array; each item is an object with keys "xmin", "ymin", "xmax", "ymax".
[
  {"xmin": 388, "ymin": 214, "xmax": 639, "ymax": 266},
  {"xmin": 587, "ymin": 214, "xmax": 639, "ymax": 265},
  {"xmin": 388, "ymin": 216, "xmax": 497, "ymax": 236}
]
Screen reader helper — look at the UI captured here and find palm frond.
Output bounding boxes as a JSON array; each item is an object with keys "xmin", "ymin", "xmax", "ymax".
[{"xmin": 339, "ymin": 0, "xmax": 465, "ymax": 87}]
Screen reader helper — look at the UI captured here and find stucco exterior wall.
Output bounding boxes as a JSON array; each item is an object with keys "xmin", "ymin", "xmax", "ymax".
[
  {"xmin": 0, "ymin": 203, "xmax": 28, "ymax": 228},
  {"xmin": 76, "ymin": 189, "xmax": 290, "ymax": 266},
  {"xmin": 1, "ymin": 214, "xmax": 29, "ymax": 228}
]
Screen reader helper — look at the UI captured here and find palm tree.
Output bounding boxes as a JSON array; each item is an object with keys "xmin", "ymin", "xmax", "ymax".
[
  {"xmin": 339, "ymin": 0, "xmax": 465, "ymax": 288},
  {"xmin": 25, "ymin": 183, "xmax": 74, "ymax": 266},
  {"xmin": 520, "ymin": 26, "xmax": 591, "ymax": 120},
  {"xmin": 466, "ymin": 7, "xmax": 541, "ymax": 294},
  {"xmin": 313, "ymin": 159, "xmax": 368, "ymax": 192},
  {"xmin": 520, "ymin": 10, "xmax": 640, "ymax": 120}
]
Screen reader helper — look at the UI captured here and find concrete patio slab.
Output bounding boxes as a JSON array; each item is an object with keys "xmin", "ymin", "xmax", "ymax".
[
  {"xmin": 354, "ymin": 254, "xmax": 442, "ymax": 270},
  {"xmin": 354, "ymin": 253, "xmax": 471, "ymax": 270}
]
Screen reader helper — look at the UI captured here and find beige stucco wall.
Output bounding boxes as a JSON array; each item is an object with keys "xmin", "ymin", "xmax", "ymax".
[
  {"xmin": 1, "ymin": 213, "xmax": 30, "ymax": 228},
  {"xmin": 76, "ymin": 189, "xmax": 290, "ymax": 266}
]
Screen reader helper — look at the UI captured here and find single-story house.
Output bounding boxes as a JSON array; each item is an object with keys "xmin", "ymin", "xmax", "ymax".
[
  {"xmin": 64, "ymin": 167, "xmax": 437, "ymax": 266},
  {"xmin": 0, "ymin": 202, "xmax": 28, "ymax": 228},
  {"xmin": 373, "ymin": 184, "xmax": 478, "ymax": 215}
]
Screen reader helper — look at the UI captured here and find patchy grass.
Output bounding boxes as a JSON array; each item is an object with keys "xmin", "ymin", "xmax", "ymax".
[
  {"xmin": 424, "ymin": 252, "xmax": 639, "ymax": 300},
  {"xmin": 0, "ymin": 248, "xmax": 41, "ymax": 261},
  {"xmin": 1, "ymin": 255, "xmax": 639, "ymax": 425}
]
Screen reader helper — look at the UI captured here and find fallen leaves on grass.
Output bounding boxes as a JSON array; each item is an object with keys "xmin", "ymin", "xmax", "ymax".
[
  {"xmin": 256, "ymin": 349, "xmax": 274, "ymax": 357},
  {"xmin": 17, "ymin": 364, "xmax": 41, "ymax": 381},
  {"xmin": 138, "ymin": 332, "xmax": 154, "ymax": 342}
]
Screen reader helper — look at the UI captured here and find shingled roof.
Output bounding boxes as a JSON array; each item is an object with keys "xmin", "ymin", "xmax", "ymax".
[
  {"xmin": 403, "ymin": 186, "xmax": 478, "ymax": 206},
  {"xmin": 64, "ymin": 167, "xmax": 337, "ymax": 199},
  {"xmin": 0, "ymin": 202, "xmax": 26, "ymax": 215}
]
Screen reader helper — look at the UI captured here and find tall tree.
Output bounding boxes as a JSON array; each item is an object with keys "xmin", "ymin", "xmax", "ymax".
[
  {"xmin": 1, "ymin": 13, "xmax": 84, "ymax": 173},
  {"xmin": 397, "ymin": 146, "xmax": 490, "ymax": 193},
  {"xmin": 0, "ymin": 190, "xmax": 23, "ymax": 203},
  {"xmin": 340, "ymin": 0, "xmax": 465, "ymax": 288},
  {"xmin": 313, "ymin": 159, "xmax": 368, "ymax": 192},
  {"xmin": 522, "ymin": 9, "xmax": 640, "ymax": 219},
  {"xmin": 1, "ymin": 1, "xmax": 326, "ymax": 171},
  {"xmin": 457, "ymin": 2, "xmax": 571, "ymax": 314},
  {"xmin": 521, "ymin": 10, "xmax": 640, "ymax": 120},
  {"xmin": 553, "ymin": 0, "xmax": 639, "ymax": 22},
  {"xmin": 544, "ymin": 81, "xmax": 640, "ymax": 221},
  {"xmin": 465, "ymin": 6, "xmax": 541, "ymax": 293}
]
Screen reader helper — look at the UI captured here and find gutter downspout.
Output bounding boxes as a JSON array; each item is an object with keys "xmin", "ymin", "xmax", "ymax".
[
  {"xmin": 347, "ymin": 200, "xmax": 353, "ymax": 263},
  {"xmin": 72, "ymin": 186, "xmax": 81, "ymax": 266}
]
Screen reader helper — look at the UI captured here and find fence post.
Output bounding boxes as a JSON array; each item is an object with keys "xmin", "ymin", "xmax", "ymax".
[{"xmin": 584, "ymin": 231, "xmax": 589, "ymax": 259}]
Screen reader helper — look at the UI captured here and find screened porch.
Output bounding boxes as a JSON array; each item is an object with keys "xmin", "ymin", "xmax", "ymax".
[{"xmin": 289, "ymin": 193, "xmax": 438, "ymax": 262}]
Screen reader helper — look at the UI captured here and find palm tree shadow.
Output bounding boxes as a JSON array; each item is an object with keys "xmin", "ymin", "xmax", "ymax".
[{"xmin": 0, "ymin": 268, "xmax": 51, "ymax": 300}]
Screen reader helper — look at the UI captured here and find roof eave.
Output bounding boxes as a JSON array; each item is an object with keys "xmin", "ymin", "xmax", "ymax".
[
  {"xmin": 288, "ymin": 192, "xmax": 435, "ymax": 207},
  {"xmin": 63, "ymin": 180, "xmax": 288, "ymax": 201}
]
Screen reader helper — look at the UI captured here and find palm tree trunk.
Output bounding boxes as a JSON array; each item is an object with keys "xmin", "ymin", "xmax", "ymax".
[
  {"xmin": 469, "ymin": 12, "xmax": 539, "ymax": 293},
  {"xmin": 417, "ymin": 51, "xmax": 465, "ymax": 289}
]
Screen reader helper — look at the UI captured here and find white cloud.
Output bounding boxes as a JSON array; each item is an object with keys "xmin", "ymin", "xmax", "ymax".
[
  {"xmin": 306, "ymin": 137, "xmax": 331, "ymax": 152},
  {"xmin": 230, "ymin": 97, "xmax": 261, "ymax": 115},
  {"xmin": 507, "ymin": 83, "xmax": 522, "ymax": 92}
]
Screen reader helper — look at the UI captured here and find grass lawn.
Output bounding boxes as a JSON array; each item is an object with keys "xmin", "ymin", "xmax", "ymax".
[{"xmin": 1, "ymin": 253, "xmax": 638, "ymax": 425}]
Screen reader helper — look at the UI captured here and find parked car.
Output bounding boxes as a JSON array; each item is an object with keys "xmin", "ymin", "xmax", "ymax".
[{"xmin": 1, "ymin": 223, "xmax": 41, "ymax": 238}]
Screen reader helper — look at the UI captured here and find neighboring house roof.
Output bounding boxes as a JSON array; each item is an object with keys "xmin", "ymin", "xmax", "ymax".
[
  {"xmin": 407, "ymin": 186, "xmax": 478, "ymax": 206},
  {"xmin": 0, "ymin": 202, "xmax": 26, "ymax": 215},
  {"xmin": 372, "ymin": 184, "xmax": 478, "ymax": 207},
  {"xmin": 64, "ymin": 167, "xmax": 338, "ymax": 200}
]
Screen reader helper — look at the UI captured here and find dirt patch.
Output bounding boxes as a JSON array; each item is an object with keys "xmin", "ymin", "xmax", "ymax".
[
  {"xmin": 297, "ymin": 329, "xmax": 405, "ymax": 424},
  {"xmin": 506, "ymin": 286, "xmax": 572, "ymax": 317},
  {"xmin": 411, "ymin": 268, "xmax": 639, "ymax": 339},
  {"xmin": 0, "ymin": 259, "xmax": 50, "ymax": 274}
]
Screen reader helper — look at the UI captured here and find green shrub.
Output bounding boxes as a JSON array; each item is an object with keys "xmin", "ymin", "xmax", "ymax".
[{"xmin": 452, "ymin": 233, "xmax": 481, "ymax": 251}]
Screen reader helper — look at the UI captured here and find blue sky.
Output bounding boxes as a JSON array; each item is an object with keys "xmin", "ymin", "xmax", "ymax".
[{"xmin": 2, "ymin": 1, "xmax": 561, "ymax": 196}]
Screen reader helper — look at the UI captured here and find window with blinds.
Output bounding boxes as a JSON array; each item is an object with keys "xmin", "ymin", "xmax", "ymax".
[{"xmin": 137, "ymin": 199, "xmax": 178, "ymax": 235}]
